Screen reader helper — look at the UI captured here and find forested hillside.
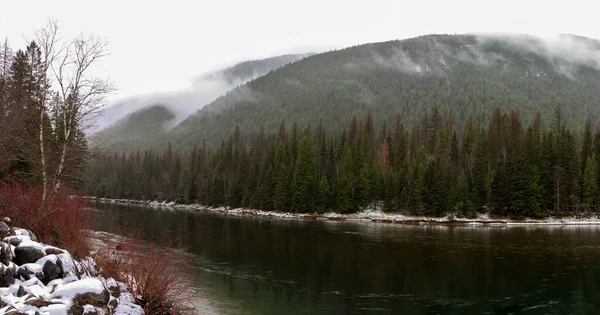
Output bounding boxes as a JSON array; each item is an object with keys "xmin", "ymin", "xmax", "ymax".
[
  {"xmin": 201, "ymin": 53, "xmax": 313, "ymax": 85},
  {"xmin": 93, "ymin": 53, "xmax": 311, "ymax": 151},
  {"xmin": 171, "ymin": 34, "xmax": 600, "ymax": 150},
  {"xmin": 88, "ymin": 104, "xmax": 600, "ymax": 217},
  {"xmin": 93, "ymin": 105, "xmax": 175, "ymax": 150}
]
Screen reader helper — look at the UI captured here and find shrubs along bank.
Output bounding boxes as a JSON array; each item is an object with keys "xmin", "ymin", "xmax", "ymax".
[{"xmin": 0, "ymin": 185, "xmax": 196, "ymax": 314}]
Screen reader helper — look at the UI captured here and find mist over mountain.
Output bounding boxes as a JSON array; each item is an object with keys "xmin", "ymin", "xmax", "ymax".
[
  {"xmin": 93, "ymin": 105, "xmax": 176, "ymax": 150},
  {"xmin": 92, "ymin": 54, "xmax": 312, "ymax": 150},
  {"xmin": 93, "ymin": 53, "xmax": 312, "ymax": 133},
  {"xmin": 168, "ymin": 33, "xmax": 600, "ymax": 149}
]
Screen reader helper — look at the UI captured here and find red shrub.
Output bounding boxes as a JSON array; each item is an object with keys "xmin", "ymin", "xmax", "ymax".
[
  {"xmin": 0, "ymin": 184, "xmax": 90, "ymax": 258},
  {"xmin": 95, "ymin": 235, "xmax": 196, "ymax": 314}
]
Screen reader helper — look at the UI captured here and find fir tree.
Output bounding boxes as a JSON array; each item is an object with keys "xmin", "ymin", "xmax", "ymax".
[
  {"xmin": 292, "ymin": 136, "xmax": 317, "ymax": 212},
  {"xmin": 273, "ymin": 142, "xmax": 291, "ymax": 211},
  {"xmin": 583, "ymin": 155, "xmax": 599, "ymax": 207}
]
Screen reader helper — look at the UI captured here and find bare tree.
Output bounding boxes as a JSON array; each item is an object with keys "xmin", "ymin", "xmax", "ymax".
[
  {"xmin": 0, "ymin": 21, "xmax": 112, "ymax": 195},
  {"xmin": 51, "ymin": 33, "xmax": 114, "ymax": 191},
  {"xmin": 34, "ymin": 19, "xmax": 62, "ymax": 200}
]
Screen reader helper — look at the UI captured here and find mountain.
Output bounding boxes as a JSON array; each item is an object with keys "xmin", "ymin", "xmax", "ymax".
[
  {"xmin": 168, "ymin": 33, "xmax": 600, "ymax": 149},
  {"xmin": 200, "ymin": 54, "xmax": 314, "ymax": 85},
  {"xmin": 92, "ymin": 53, "xmax": 312, "ymax": 150},
  {"xmin": 93, "ymin": 105, "xmax": 176, "ymax": 150}
]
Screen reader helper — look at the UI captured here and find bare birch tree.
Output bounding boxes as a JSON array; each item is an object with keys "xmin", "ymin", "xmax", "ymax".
[
  {"xmin": 51, "ymin": 33, "xmax": 114, "ymax": 191},
  {"xmin": 30, "ymin": 20, "xmax": 113, "ymax": 194},
  {"xmin": 34, "ymin": 20, "xmax": 61, "ymax": 200},
  {"xmin": 0, "ymin": 21, "xmax": 112, "ymax": 195}
]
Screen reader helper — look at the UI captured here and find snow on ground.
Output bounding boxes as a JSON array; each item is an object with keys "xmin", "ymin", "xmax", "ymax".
[
  {"xmin": 0, "ymin": 224, "xmax": 143, "ymax": 315},
  {"xmin": 89, "ymin": 196, "xmax": 600, "ymax": 226},
  {"xmin": 50, "ymin": 278, "xmax": 105, "ymax": 300}
]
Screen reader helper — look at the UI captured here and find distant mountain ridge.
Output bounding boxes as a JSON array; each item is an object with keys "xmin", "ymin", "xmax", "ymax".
[
  {"xmin": 93, "ymin": 53, "xmax": 312, "ymax": 150},
  {"xmin": 200, "ymin": 53, "xmax": 314, "ymax": 84},
  {"xmin": 168, "ymin": 33, "xmax": 600, "ymax": 149},
  {"xmin": 94, "ymin": 105, "xmax": 175, "ymax": 150}
]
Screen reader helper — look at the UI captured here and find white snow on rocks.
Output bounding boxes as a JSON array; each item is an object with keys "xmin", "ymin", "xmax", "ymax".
[
  {"xmin": 50, "ymin": 278, "xmax": 105, "ymax": 300},
  {"xmin": 0, "ymin": 221, "xmax": 144, "ymax": 315},
  {"xmin": 88, "ymin": 196, "xmax": 600, "ymax": 226}
]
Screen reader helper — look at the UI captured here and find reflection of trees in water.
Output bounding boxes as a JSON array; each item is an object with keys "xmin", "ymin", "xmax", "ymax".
[{"xmin": 90, "ymin": 202, "xmax": 600, "ymax": 314}]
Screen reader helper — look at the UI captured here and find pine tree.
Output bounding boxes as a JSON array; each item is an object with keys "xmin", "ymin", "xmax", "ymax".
[
  {"xmin": 527, "ymin": 167, "xmax": 544, "ymax": 218},
  {"xmin": 582, "ymin": 121, "xmax": 593, "ymax": 176},
  {"xmin": 454, "ymin": 170, "xmax": 473, "ymax": 217},
  {"xmin": 594, "ymin": 131, "xmax": 600, "ymax": 189},
  {"xmin": 359, "ymin": 163, "xmax": 374, "ymax": 208},
  {"xmin": 273, "ymin": 142, "xmax": 291, "ymax": 211},
  {"xmin": 339, "ymin": 146, "xmax": 358, "ymax": 212},
  {"xmin": 186, "ymin": 147, "xmax": 198, "ymax": 202},
  {"xmin": 510, "ymin": 158, "xmax": 530, "ymax": 217},
  {"xmin": 583, "ymin": 155, "xmax": 599, "ymax": 207},
  {"xmin": 317, "ymin": 176, "xmax": 332, "ymax": 213},
  {"xmin": 472, "ymin": 130, "xmax": 489, "ymax": 209},
  {"xmin": 408, "ymin": 147, "xmax": 427, "ymax": 214},
  {"xmin": 292, "ymin": 136, "xmax": 317, "ymax": 212}
]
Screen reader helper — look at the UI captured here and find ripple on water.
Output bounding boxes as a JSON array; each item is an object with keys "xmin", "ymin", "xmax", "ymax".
[{"xmin": 90, "ymin": 203, "xmax": 600, "ymax": 314}]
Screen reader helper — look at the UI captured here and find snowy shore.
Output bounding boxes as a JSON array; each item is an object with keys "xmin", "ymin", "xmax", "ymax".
[
  {"xmin": 87, "ymin": 197, "xmax": 600, "ymax": 226},
  {"xmin": 0, "ymin": 219, "xmax": 143, "ymax": 315}
]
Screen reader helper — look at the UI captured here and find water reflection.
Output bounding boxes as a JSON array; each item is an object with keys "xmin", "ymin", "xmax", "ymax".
[{"xmin": 90, "ymin": 202, "xmax": 600, "ymax": 314}]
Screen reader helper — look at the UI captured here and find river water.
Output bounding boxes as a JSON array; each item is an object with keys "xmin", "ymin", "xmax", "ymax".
[{"xmin": 89, "ymin": 202, "xmax": 600, "ymax": 314}]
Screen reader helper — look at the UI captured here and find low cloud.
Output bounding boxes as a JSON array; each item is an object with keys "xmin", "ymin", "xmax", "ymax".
[
  {"xmin": 372, "ymin": 47, "xmax": 423, "ymax": 74},
  {"xmin": 477, "ymin": 33, "xmax": 600, "ymax": 78},
  {"xmin": 344, "ymin": 33, "xmax": 600, "ymax": 80},
  {"xmin": 93, "ymin": 54, "xmax": 311, "ymax": 133}
]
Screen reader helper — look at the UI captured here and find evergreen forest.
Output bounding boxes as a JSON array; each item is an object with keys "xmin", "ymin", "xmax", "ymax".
[{"xmin": 87, "ymin": 105, "xmax": 599, "ymax": 218}]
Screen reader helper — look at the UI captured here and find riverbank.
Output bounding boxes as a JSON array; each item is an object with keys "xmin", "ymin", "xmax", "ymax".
[
  {"xmin": 87, "ymin": 230, "xmax": 221, "ymax": 315},
  {"xmin": 86, "ymin": 197, "xmax": 600, "ymax": 226},
  {"xmin": 0, "ymin": 220, "xmax": 143, "ymax": 314}
]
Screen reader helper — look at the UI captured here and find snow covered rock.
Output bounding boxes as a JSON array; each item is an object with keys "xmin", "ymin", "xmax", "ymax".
[
  {"xmin": 42, "ymin": 259, "xmax": 63, "ymax": 285},
  {"xmin": 0, "ymin": 242, "xmax": 12, "ymax": 266},
  {"xmin": 14, "ymin": 246, "xmax": 45, "ymax": 265},
  {"xmin": 51, "ymin": 278, "xmax": 106, "ymax": 301},
  {"xmin": 15, "ymin": 229, "xmax": 38, "ymax": 242},
  {"xmin": 0, "ymin": 221, "xmax": 144, "ymax": 315},
  {"xmin": 0, "ymin": 222, "xmax": 10, "ymax": 238},
  {"xmin": 5, "ymin": 236, "xmax": 21, "ymax": 247},
  {"xmin": 44, "ymin": 247, "xmax": 64, "ymax": 256},
  {"xmin": 24, "ymin": 294, "xmax": 50, "ymax": 307},
  {"xmin": 50, "ymin": 278, "xmax": 110, "ymax": 314},
  {"xmin": 17, "ymin": 263, "xmax": 43, "ymax": 281},
  {"xmin": 0, "ymin": 263, "xmax": 16, "ymax": 286}
]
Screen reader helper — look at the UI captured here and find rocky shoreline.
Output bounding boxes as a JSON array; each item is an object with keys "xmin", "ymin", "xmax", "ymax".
[
  {"xmin": 87, "ymin": 197, "xmax": 600, "ymax": 226},
  {"xmin": 0, "ymin": 218, "xmax": 143, "ymax": 315}
]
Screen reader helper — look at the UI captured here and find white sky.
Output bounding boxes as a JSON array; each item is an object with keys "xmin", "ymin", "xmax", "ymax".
[{"xmin": 1, "ymin": 0, "xmax": 599, "ymax": 100}]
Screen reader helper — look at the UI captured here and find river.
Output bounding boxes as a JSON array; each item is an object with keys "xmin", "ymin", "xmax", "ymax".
[{"xmin": 89, "ymin": 202, "xmax": 600, "ymax": 314}]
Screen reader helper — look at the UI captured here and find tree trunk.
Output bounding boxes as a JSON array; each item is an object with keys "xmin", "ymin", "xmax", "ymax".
[
  {"xmin": 39, "ymin": 109, "xmax": 48, "ymax": 201},
  {"xmin": 54, "ymin": 126, "xmax": 72, "ymax": 192}
]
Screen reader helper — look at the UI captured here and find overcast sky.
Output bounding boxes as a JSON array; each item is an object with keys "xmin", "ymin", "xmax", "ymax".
[{"xmin": 1, "ymin": 0, "xmax": 599, "ymax": 100}]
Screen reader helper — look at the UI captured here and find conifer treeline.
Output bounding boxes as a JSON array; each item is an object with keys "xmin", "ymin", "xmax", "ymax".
[
  {"xmin": 0, "ymin": 37, "xmax": 92, "ymax": 189},
  {"xmin": 88, "ymin": 105, "xmax": 600, "ymax": 217}
]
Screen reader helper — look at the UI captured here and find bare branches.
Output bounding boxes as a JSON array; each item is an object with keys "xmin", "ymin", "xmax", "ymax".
[
  {"xmin": 52, "ymin": 33, "xmax": 114, "ymax": 131},
  {"xmin": 0, "ymin": 20, "xmax": 113, "ymax": 192},
  {"xmin": 49, "ymin": 32, "xmax": 113, "ymax": 191},
  {"xmin": 34, "ymin": 19, "xmax": 62, "ymax": 201},
  {"xmin": 35, "ymin": 19, "xmax": 63, "ymax": 76}
]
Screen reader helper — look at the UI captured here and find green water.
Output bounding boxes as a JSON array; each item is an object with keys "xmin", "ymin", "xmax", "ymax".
[{"xmin": 90, "ymin": 202, "xmax": 600, "ymax": 314}]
